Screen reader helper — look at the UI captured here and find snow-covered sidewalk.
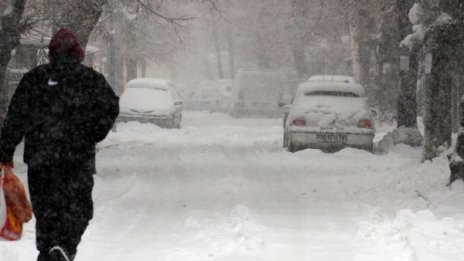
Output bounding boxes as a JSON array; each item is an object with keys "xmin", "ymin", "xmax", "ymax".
[{"xmin": 2, "ymin": 111, "xmax": 464, "ymax": 261}]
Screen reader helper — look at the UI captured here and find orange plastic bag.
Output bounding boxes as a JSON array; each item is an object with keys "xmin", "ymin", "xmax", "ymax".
[{"xmin": 0, "ymin": 166, "xmax": 33, "ymax": 241}]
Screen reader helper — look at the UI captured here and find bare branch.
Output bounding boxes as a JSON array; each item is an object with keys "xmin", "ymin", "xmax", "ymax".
[
  {"xmin": 202, "ymin": 0, "xmax": 220, "ymax": 12},
  {"xmin": 135, "ymin": 0, "xmax": 195, "ymax": 25}
]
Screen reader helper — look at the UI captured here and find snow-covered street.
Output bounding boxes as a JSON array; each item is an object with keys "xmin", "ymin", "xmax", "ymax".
[{"xmin": 3, "ymin": 111, "xmax": 464, "ymax": 261}]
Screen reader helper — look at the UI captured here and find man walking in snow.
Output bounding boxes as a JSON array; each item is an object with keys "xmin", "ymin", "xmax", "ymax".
[{"xmin": 0, "ymin": 28, "xmax": 119, "ymax": 261}]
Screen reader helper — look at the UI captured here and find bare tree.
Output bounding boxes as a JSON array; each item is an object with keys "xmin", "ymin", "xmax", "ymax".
[
  {"xmin": 401, "ymin": 0, "xmax": 459, "ymax": 160},
  {"xmin": 225, "ymin": 24, "xmax": 235, "ymax": 78},
  {"xmin": 376, "ymin": 0, "xmax": 401, "ymax": 117},
  {"xmin": 0, "ymin": 0, "xmax": 27, "ymax": 119},
  {"xmin": 397, "ymin": 0, "xmax": 419, "ymax": 129},
  {"xmin": 122, "ymin": 1, "xmax": 139, "ymax": 82},
  {"xmin": 349, "ymin": 0, "xmax": 371, "ymax": 87},
  {"xmin": 49, "ymin": 0, "xmax": 108, "ymax": 48},
  {"xmin": 211, "ymin": 13, "xmax": 224, "ymax": 79},
  {"xmin": 289, "ymin": 0, "xmax": 311, "ymax": 80}
]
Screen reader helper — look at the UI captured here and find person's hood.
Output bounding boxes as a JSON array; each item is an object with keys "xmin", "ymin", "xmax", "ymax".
[{"xmin": 48, "ymin": 28, "xmax": 84, "ymax": 79}]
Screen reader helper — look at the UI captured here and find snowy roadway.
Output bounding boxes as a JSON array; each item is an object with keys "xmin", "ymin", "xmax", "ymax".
[{"xmin": 3, "ymin": 111, "xmax": 464, "ymax": 261}]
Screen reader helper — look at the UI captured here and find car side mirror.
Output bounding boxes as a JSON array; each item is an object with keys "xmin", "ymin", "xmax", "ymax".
[{"xmin": 370, "ymin": 107, "xmax": 378, "ymax": 117}]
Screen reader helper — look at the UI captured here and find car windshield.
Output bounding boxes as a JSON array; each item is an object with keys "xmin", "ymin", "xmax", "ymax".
[{"xmin": 304, "ymin": 91, "xmax": 360, "ymax": 97}]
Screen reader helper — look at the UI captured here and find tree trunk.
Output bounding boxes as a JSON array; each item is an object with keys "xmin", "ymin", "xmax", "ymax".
[
  {"xmin": 115, "ymin": 32, "xmax": 125, "ymax": 95},
  {"xmin": 112, "ymin": 10, "xmax": 125, "ymax": 96},
  {"xmin": 255, "ymin": 33, "xmax": 271, "ymax": 69},
  {"xmin": 291, "ymin": 42, "xmax": 309, "ymax": 81},
  {"xmin": 289, "ymin": 0, "xmax": 310, "ymax": 81},
  {"xmin": 396, "ymin": 0, "xmax": 419, "ymax": 128},
  {"xmin": 422, "ymin": 28, "xmax": 453, "ymax": 161},
  {"xmin": 212, "ymin": 16, "xmax": 224, "ymax": 79},
  {"xmin": 125, "ymin": 55, "xmax": 137, "ymax": 82},
  {"xmin": 125, "ymin": 16, "xmax": 137, "ymax": 81},
  {"xmin": 422, "ymin": 1, "xmax": 464, "ymax": 161},
  {"xmin": 349, "ymin": 0, "xmax": 370, "ymax": 87},
  {"xmin": 226, "ymin": 26, "xmax": 235, "ymax": 79},
  {"xmin": 254, "ymin": 8, "xmax": 271, "ymax": 70},
  {"xmin": 452, "ymin": 73, "xmax": 460, "ymax": 132},
  {"xmin": 444, "ymin": 1, "xmax": 464, "ymax": 132},
  {"xmin": 0, "ymin": 0, "xmax": 26, "ymax": 122},
  {"xmin": 397, "ymin": 48, "xmax": 419, "ymax": 127},
  {"xmin": 141, "ymin": 58, "xmax": 146, "ymax": 78}
]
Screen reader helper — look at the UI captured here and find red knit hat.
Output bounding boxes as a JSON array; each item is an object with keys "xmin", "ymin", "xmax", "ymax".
[{"xmin": 48, "ymin": 28, "xmax": 85, "ymax": 63}]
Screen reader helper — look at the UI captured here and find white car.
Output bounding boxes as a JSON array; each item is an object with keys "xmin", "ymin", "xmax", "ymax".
[
  {"xmin": 118, "ymin": 78, "xmax": 182, "ymax": 128},
  {"xmin": 283, "ymin": 79, "xmax": 375, "ymax": 152}
]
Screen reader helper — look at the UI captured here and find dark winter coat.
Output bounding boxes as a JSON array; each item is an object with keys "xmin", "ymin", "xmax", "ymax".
[{"xmin": 0, "ymin": 62, "xmax": 119, "ymax": 169}]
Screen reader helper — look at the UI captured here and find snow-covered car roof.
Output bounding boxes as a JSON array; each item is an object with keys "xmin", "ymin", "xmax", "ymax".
[
  {"xmin": 120, "ymin": 87, "xmax": 174, "ymax": 114},
  {"xmin": 307, "ymin": 75, "xmax": 356, "ymax": 84},
  {"xmin": 296, "ymin": 81, "xmax": 366, "ymax": 97},
  {"xmin": 125, "ymin": 78, "xmax": 174, "ymax": 91}
]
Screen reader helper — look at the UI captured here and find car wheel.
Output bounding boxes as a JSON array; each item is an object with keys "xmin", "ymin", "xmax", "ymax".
[
  {"xmin": 288, "ymin": 142, "xmax": 298, "ymax": 153},
  {"xmin": 283, "ymin": 133, "xmax": 288, "ymax": 148}
]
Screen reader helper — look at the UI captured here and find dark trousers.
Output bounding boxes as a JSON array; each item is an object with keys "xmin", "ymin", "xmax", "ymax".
[{"xmin": 28, "ymin": 162, "xmax": 94, "ymax": 260}]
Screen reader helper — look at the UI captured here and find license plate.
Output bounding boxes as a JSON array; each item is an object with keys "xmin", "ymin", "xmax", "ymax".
[{"xmin": 316, "ymin": 133, "xmax": 347, "ymax": 144}]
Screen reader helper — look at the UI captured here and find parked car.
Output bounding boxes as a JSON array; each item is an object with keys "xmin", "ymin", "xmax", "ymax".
[
  {"xmin": 282, "ymin": 77, "xmax": 375, "ymax": 152},
  {"xmin": 185, "ymin": 79, "xmax": 233, "ymax": 112},
  {"xmin": 229, "ymin": 69, "xmax": 284, "ymax": 118},
  {"xmin": 118, "ymin": 78, "xmax": 182, "ymax": 128}
]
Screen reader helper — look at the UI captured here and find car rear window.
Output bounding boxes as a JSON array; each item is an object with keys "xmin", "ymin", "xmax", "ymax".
[{"xmin": 304, "ymin": 91, "xmax": 360, "ymax": 97}]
